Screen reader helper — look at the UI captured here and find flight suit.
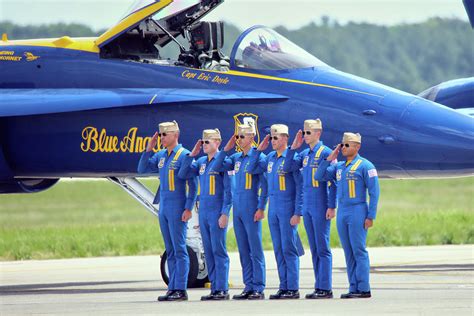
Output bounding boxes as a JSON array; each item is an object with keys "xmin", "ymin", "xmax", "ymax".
[
  {"xmin": 314, "ymin": 154, "xmax": 380, "ymax": 293},
  {"xmin": 247, "ymin": 148, "xmax": 303, "ymax": 291},
  {"xmin": 179, "ymin": 153, "xmax": 232, "ymax": 292},
  {"xmin": 138, "ymin": 144, "xmax": 198, "ymax": 291},
  {"xmin": 284, "ymin": 141, "xmax": 337, "ymax": 291},
  {"xmin": 214, "ymin": 148, "xmax": 268, "ymax": 293}
]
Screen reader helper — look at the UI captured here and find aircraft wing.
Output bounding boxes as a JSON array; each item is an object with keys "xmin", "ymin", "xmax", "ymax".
[{"xmin": 0, "ymin": 88, "xmax": 288, "ymax": 117}]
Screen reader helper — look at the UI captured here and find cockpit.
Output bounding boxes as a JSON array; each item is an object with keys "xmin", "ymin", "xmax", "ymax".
[{"xmin": 99, "ymin": 0, "xmax": 326, "ymax": 72}]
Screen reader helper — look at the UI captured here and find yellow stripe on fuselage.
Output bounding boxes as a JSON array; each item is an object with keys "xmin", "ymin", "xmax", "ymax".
[
  {"xmin": 200, "ymin": 68, "xmax": 383, "ymax": 97},
  {"xmin": 0, "ymin": 37, "xmax": 100, "ymax": 53}
]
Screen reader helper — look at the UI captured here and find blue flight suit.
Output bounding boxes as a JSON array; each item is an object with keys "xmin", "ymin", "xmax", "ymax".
[
  {"xmin": 137, "ymin": 144, "xmax": 198, "ymax": 291},
  {"xmin": 314, "ymin": 154, "xmax": 380, "ymax": 293},
  {"xmin": 214, "ymin": 148, "xmax": 268, "ymax": 293},
  {"xmin": 284, "ymin": 141, "xmax": 337, "ymax": 291},
  {"xmin": 179, "ymin": 152, "xmax": 232, "ymax": 292},
  {"xmin": 247, "ymin": 148, "xmax": 303, "ymax": 291}
]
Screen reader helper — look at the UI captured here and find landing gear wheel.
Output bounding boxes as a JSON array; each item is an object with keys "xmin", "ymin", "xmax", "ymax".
[{"xmin": 160, "ymin": 246, "xmax": 209, "ymax": 288}]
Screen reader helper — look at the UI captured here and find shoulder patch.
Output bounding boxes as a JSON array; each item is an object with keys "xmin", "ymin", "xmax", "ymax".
[{"xmin": 368, "ymin": 169, "xmax": 378, "ymax": 178}]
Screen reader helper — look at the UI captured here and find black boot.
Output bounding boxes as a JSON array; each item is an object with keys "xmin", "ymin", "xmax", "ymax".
[
  {"xmin": 305, "ymin": 289, "xmax": 319, "ymax": 299},
  {"xmin": 281, "ymin": 290, "xmax": 300, "ymax": 299},
  {"xmin": 201, "ymin": 291, "xmax": 215, "ymax": 301},
  {"xmin": 157, "ymin": 290, "xmax": 174, "ymax": 301},
  {"xmin": 345, "ymin": 291, "xmax": 371, "ymax": 299},
  {"xmin": 314, "ymin": 290, "xmax": 333, "ymax": 299},
  {"xmin": 269, "ymin": 289, "xmax": 287, "ymax": 300},
  {"xmin": 341, "ymin": 291, "xmax": 369, "ymax": 299},
  {"xmin": 212, "ymin": 290, "xmax": 230, "ymax": 300},
  {"xmin": 247, "ymin": 291, "xmax": 265, "ymax": 300},
  {"xmin": 232, "ymin": 290, "xmax": 252, "ymax": 300},
  {"xmin": 167, "ymin": 290, "xmax": 188, "ymax": 301}
]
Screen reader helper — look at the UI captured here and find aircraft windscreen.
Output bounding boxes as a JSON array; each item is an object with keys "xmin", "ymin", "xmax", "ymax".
[{"xmin": 232, "ymin": 26, "xmax": 327, "ymax": 71}]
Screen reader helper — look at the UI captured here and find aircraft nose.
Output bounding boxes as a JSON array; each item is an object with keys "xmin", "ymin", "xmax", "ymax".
[{"xmin": 398, "ymin": 98, "xmax": 474, "ymax": 177}]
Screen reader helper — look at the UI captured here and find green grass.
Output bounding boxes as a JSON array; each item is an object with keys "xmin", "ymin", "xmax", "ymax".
[{"xmin": 1, "ymin": 178, "xmax": 473, "ymax": 260}]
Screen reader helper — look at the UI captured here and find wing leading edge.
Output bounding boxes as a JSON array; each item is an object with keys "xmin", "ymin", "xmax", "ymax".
[{"xmin": 0, "ymin": 88, "xmax": 288, "ymax": 117}]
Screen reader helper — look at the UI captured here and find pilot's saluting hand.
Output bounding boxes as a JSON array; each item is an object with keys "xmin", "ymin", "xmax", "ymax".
[
  {"xmin": 291, "ymin": 129, "xmax": 304, "ymax": 150},
  {"xmin": 257, "ymin": 134, "xmax": 270, "ymax": 151},
  {"xmin": 223, "ymin": 135, "xmax": 237, "ymax": 152},
  {"xmin": 146, "ymin": 132, "xmax": 159, "ymax": 152},
  {"xmin": 190, "ymin": 139, "xmax": 202, "ymax": 157},
  {"xmin": 326, "ymin": 144, "xmax": 341, "ymax": 161}
]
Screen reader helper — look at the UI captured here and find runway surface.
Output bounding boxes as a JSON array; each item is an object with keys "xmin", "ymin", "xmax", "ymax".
[{"xmin": 1, "ymin": 245, "xmax": 473, "ymax": 315}]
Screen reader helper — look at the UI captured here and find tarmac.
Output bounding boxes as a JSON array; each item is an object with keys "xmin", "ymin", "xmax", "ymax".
[{"xmin": 1, "ymin": 245, "xmax": 473, "ymax": 315}]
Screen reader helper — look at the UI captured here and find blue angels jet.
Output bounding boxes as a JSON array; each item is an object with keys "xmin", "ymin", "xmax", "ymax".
[{"xmin": 0, "ymin": 0, "xmax": 473, "ymax": 286}]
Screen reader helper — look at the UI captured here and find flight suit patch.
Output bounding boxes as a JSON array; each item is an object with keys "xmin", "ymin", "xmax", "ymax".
[
  {"xmin": 267, "ymin": 162, "xmax": 274, "ymax": 173},
  {"xmin": 158, "ymin": 158, "xmax": 165, "ymax": 168},
  {"xmin": 199, "ymin": 164, "xmax": 206, "ymax": 175},
  {"xmin": 235, "ymin": 161, "xmax": 241, "ymax": 173},
  {"xmin": 336, "ymin": 169, "xmax": 342, "ymax": 181},
  {"xmin": 303, "ymin": 156, "xmax": 309, "ymax": 167}
]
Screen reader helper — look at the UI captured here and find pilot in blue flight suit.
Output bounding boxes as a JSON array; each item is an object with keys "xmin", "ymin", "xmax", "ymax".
[
  {"xmin": 213, "ymin": 123, "xmax": 268, "ymax": 300},
  {"xmin": 137, "ymin": 120, "xmax": 198, "ymax": 302},
  {"xmin": 314, "ymin": 132, "xmax": 380, "ymax": 299},
  {"xmin": 247, "ymin": 124, "xmax": 303, "ymax": 300},
  {"xmin": 178, "ymin": 129, "xmax": 232, "ymax": 301},
  {"xmin": 284, "ymin": 119, "xmax": 337, "ymax": 299}
]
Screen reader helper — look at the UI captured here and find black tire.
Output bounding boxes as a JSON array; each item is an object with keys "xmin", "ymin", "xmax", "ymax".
[{"xmin": 160, "ymin": 246, "xmax": 209, "ymax": 288}]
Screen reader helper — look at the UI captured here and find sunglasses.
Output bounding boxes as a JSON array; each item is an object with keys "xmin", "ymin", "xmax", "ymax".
[
  {"xmin": 302, "ymin": 131, "xmax": 312, "ymax": 135},
  {"xmin": 201, "ymin": 140, "xmax": 211, "ymax": 145},
  {"xmin": 235, "ymin": 135, "xmax": 246, "ymax": 139},
  {"xmin": 341, "ymin": 143, "xmax": 350, "ymax": 148},
  {"xmin": 158, "ymin": 133, "xmax": 167, "ymax": 137},
  {"xmin": 270, "ymin": 136, "xmax": 279, "ymax": 141}
]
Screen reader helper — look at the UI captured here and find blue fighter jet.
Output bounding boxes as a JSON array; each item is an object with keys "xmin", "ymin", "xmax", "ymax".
[{"xmin": 0, "ymin": 0, "xmax": 473, "ymax": 287}]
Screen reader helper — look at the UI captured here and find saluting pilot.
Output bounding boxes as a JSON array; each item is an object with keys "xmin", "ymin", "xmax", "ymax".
[
  {"xmin": 284, "ymin": 119, "xmax": 337, "ymax": 299},
  {"xmin": 246, "ymin": 124, "xmax": 303, "ymax": 300},
  {"xmin": 137, "ymin": 121, "xmax": 198, "ymax": 302},
  {"xmin": 213, "ymin": 123, "xmax": 268, "ymax": 300},
  {"xmin": 178, "ymin": 129, "xmax": 232, "ymax": 301},
  {"xmin": 314, "ymin": 132, "xmax": 380, "ymax": 299}
]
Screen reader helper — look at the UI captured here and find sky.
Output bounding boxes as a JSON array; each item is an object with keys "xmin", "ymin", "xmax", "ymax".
[{"xmin": 0, "ymin": 0, "xmax": 469, "ymax": 31}]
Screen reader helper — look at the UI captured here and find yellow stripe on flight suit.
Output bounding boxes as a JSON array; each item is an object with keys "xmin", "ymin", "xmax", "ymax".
[
  {"xmin": 245, "ymin": 173, "xmax": 252, "ymax": 190},
  {"xmin": 168, "ymin": 148, "xmax": 184, "ymax": 192},
  {"xmin": 348, "ymin": 159, "xmax": 363, "ymax": 198},
  {"xmin": 312, "ymin": 146, "xmax": 325, "ymax": 187},
  {"xmin": 279, "ymin": 175, "xmax": 286, "ymax": 191},
  {"xmin": 209, "ymin": 175, "xmax": 215, "ymax": 195}
]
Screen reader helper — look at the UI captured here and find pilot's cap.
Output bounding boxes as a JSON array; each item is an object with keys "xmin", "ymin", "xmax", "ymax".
[
  {"xmin": 202, "ymin": 128, "xmax": 222, "ymax": 141},
  {"xmin": 237, "ymin": 124, "xmax": 255, "ymax": 135},
  {"xmin": 158, "ymin": 120, "xmax": 179, "ymax": 133},
  {"xmin": 270, "ymin": 124, "xmax": 289, "ymax": 136},
  {"xmin": 304, "ymin": 119, "xmax": 322, "ymax": 130},
  {"xmin": 342, "ymin": 132, "xmax": 362, "ymax": 144}
]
